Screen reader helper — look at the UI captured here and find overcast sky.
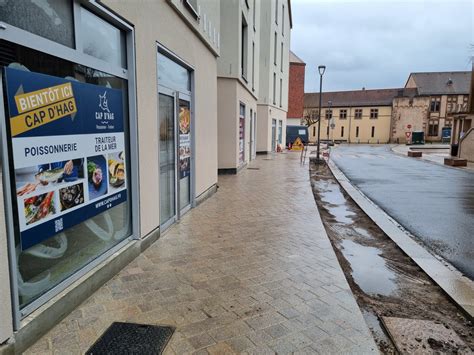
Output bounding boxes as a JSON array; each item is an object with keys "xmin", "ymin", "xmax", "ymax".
[{"xmin": 291, "ymin": 0, "xmax": 473, "ymax": 93}]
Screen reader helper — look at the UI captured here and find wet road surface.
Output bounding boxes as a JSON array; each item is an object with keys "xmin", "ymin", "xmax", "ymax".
[{"xmin": 331, "ymin": 145, "xmax": 474, "ymax": 280}]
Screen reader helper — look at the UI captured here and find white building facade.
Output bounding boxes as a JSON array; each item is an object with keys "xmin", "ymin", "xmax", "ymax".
[{"xmin": 257, "ymin": 0, "xmax": 292, "ymax": 153}]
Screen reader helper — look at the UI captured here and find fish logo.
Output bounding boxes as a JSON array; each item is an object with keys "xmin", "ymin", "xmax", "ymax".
[{"xmin": 99, "ymin": 91, "xmax": 110, "ymax": 113}]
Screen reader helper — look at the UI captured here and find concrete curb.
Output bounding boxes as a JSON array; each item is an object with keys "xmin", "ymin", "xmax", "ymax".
[{"xmin": 327, "ymin": 159, "xmax": 474, "ymax": 321}]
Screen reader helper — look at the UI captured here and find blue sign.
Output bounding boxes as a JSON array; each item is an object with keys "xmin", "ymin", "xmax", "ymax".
[{"xmin": 4, "ymin": 67, "xmax": 128, "ymax": 250}]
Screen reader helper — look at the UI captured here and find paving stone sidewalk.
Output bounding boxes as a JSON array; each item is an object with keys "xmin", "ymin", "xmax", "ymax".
[{"xmin": 26, "ymin": 152, "xmax": 377, "ymax": 354}]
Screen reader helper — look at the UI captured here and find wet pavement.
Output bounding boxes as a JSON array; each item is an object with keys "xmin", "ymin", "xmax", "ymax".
[
  {"xmin": 26, "ymin": 152, "xmax": 377, "ymax": 354},
  {"xmin": 331, "ymin": 144, "xmax": 474, "ymax": 280}
]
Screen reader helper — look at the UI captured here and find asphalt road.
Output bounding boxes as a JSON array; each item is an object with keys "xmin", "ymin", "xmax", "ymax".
[{"xmin": 331, "ymin": 145, "xmax": 474, "ymax": 280}]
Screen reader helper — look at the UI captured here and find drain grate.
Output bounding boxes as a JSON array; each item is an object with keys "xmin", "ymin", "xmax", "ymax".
[
  {"xmin": 86, "ymin": 322, "xmax": 174, "ymax": 355},
  {"xmin": 247, "ymin": 167, "xmax": 260, "ymax": 170}
]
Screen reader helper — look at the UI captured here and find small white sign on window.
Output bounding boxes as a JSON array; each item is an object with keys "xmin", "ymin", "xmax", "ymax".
[{"xmin": 298, "ymin": 129, "xmax": 306, "ymax": 135}]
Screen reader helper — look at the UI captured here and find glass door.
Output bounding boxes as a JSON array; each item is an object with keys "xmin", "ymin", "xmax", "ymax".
[
  {"xmin": 178, "ymin": 96, "xmax": 191, "ymax": 211},
  {"xmin": 159, "ymin": 92, "xmax": 176, "ymax": 226},
  {"xmin": 272, "ymin": 119, "xmax": 277, "ymax": 152}
]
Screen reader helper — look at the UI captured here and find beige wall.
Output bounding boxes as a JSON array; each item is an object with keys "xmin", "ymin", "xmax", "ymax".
[
  {"xmin": 0, "ymin": 167, "xmax": 13, "ymax": 344},
  {"xmin": 306, "ymin": 106, "xmax": 392, "ymax": 144},
  {"xmin": 217, "ymin": 79, "xmax": 238, "ymax": 169},
  {"xmin": 104, "ymin": 0, "xmax": 218, "ymax": 236}
]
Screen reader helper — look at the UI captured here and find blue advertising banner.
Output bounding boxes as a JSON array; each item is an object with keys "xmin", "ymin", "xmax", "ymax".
[{"xmin": 3, "ymin": 67, "xmax": 128, "ymax": 250}]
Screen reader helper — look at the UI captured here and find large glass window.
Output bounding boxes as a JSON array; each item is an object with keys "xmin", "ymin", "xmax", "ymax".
[
  {"xmin": 0, "ymin": 0, "xmax": 75, "ymax": 48},
  {"xmin": 158, "ymin": 53, "xmax": 191, "ymax": 92},
  {"xmin": 80, "ymin": 7, "xmax": 127, "ymax": 68},
  {"xmin": 1, "ymin": 41, "xmax": 132, "ymax": 309}
]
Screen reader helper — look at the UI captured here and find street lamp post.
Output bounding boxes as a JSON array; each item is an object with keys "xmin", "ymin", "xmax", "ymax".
[{"xmin": 316, "ymin": 65, "xmax": 326, "ymax": 163}]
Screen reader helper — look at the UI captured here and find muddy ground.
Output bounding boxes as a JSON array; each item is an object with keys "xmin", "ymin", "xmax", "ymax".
[{"xmin": 309, "ymin": 161, "xmax": 473, "ymax": 354}]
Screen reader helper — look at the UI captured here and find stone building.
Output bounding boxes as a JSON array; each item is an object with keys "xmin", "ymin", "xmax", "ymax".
[
  {"xmin": 304, "ymin": 88, "xmax": 400, "ymax": 144},
  {"xmin": 392, "ymin": 71, "xmax": 471, "ymax": 143},
  {"xmin": 450, "ymin": 67, "xmax": 474, "ymax": 161},
  {"xmin": 287, "ymin": 51, "xmax": 306, "ymax": 126}
]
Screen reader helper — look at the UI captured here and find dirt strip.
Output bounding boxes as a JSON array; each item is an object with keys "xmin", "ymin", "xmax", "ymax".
[{"xmin": 309, "ymin": 161, "xmax": 473, "ymax": 354}]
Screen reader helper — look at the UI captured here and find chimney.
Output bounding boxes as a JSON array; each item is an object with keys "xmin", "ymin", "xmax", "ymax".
[{"xmin": 362, "ymin": 87, "xmax": 365, "ymax": 91}]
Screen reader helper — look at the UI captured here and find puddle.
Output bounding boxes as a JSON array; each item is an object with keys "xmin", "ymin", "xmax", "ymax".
[
  {"xmin": 341, "ymin": 239, "xmax": 397, "ymax": 296},
  {"xmin": 353, "ymin": 227, "xmax": 372, "ymax": 239},
  {"xmin": 326, "ymin": 205, "xmax": 356, "ymax": 224},
  {"xmin": 316, "ymin": 181, "xmax": 356, "ymax": 224}
]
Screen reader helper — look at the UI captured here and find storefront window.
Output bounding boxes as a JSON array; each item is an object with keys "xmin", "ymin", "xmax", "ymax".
[
  {"xmin": 0, "ymin": 0, "xmax": 75, "ymax": 48},
  {"xmin": 1, "ymin": 41, "xmax": 132, "ymax": 309},
  {"xmin": 158, "ymin": 53, "xmax": 191, "ymax": 92},
  {"xmin": 80, "ymin": 7, "xmax": 127, "ymax": 68}
]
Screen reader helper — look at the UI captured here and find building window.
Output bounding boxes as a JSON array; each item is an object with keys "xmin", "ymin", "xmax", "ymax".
[
  {"xmin": 279, "ymin": 78, "xmax": 283, "ymax": 107},
  {"xmin": 339, "ymin": 109, "xmax": 347, "ymax": 119},
  {"xmin": 273, "ymin": 73, "xmax": 276, "ymax": 105},
  {"xmin": 371, "ymin": 126, "xmax": 375, "ymax": 138},
  {"xmin": 370, "ymin": 108, "xmax": 378, "ymax": 119},
  {"xmin": 274, "ymin": 31, "xmax": 278, "ymax": 65},
  {"xmin": 326, "ymin": 126, "xmax": 329, "ymax": 136},
  {"xmin": 280, "ymin": 42, "xmax": 284, "ymax": 71},
  {"xmin": 0, "ymin": 0, "xmax": 75, "ymax": 48},
  {"xmin": 428, "ymin": 120, "xmax": 439, "ymax": 136},
  {"xmin": 356, "ymin": 126, "xmax": 359, "ymax": 138},
  {"xmin": 354, "ymin": 108, "xmax": 363, "ymax": 119},
  {"xmin": 185, "ymin": 0, "xmax": 200, "ymax": 18},
  {"xmin": 252, "ymin": 41, "xmax": 255, "ymax": 90},
  {"xmin": 253, "ymin": 0, "xmax": 256, "ymax": 30},
  {"xmin": 241, "ymin": 15, "xmax": 248, "ymax": 80},
  {"xmin": 341, "ymin": 126, "xmax": 344, "ymax": 137},
  {"xmin": 81, "ymin": 8, "xmax": 128, "ymax": 68},
  {"xmin": 275, "ymin": 0, "xmax": 278, "ymax": 24},
  {"xmin": 278, "ymin": 120, "xmax": 283, "ymax": 144},
  {"xmin": 1, "ymin": 25, "xmax": 133, "ymax": 311},
  {"xmin": 430, "ymin": 97, "xmax": 441, "ymax": 112},
  {"xmin": 325, "ymin": 109, "xmax": 333, "ymax": 120},
  {"xmin": 282, "ymin": 4, "xmax": 285, "ymax": 35},
  {"xmin": 447, "ymin": 96, "xmax": 458, "ymax": 113},
  {"xmin": 313, "ymin": 126, "xmax": 316, "ymax": 136}
]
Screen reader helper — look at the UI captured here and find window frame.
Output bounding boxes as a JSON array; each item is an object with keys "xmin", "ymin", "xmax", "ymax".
[
  {"xmin": 370, "ymin": 108, "xmax": 378, "ymax": 119},
  {"xmin": 354, "ymin": 108, "xmax": 363, "ymax": 119},
  {"xmin": 274, "ymin": 31, "xmax": 278, "ymax": 66},
  {"xmin": 325, "ymin": 109, "xmax": 333, "ymax": 120},
  {"xmin": 241, "ymin": 14, "xmax": 248, "ymax": 81},
  {"xmin": 0, "ymin": 0, "xmax": 139, "ymax": 327},
  {"xmin": 184, "ymin": 0, "xmax": 200, "ymax": 19},
  {"xmin": 281, "ymin": 4, "xmax": 285, "ymax": 35},
  {"xmin": 339, "ymin": 109, "xmax": 347, "ymax": 119},
  {"xmin": 430, "ymin": 97, "xmax": 441, "ymax": 113}
]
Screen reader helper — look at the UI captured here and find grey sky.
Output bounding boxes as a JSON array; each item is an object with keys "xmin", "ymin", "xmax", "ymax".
[{"xmin": 291, "ymin": 0, "xmax": 473, "ymax": 93}]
